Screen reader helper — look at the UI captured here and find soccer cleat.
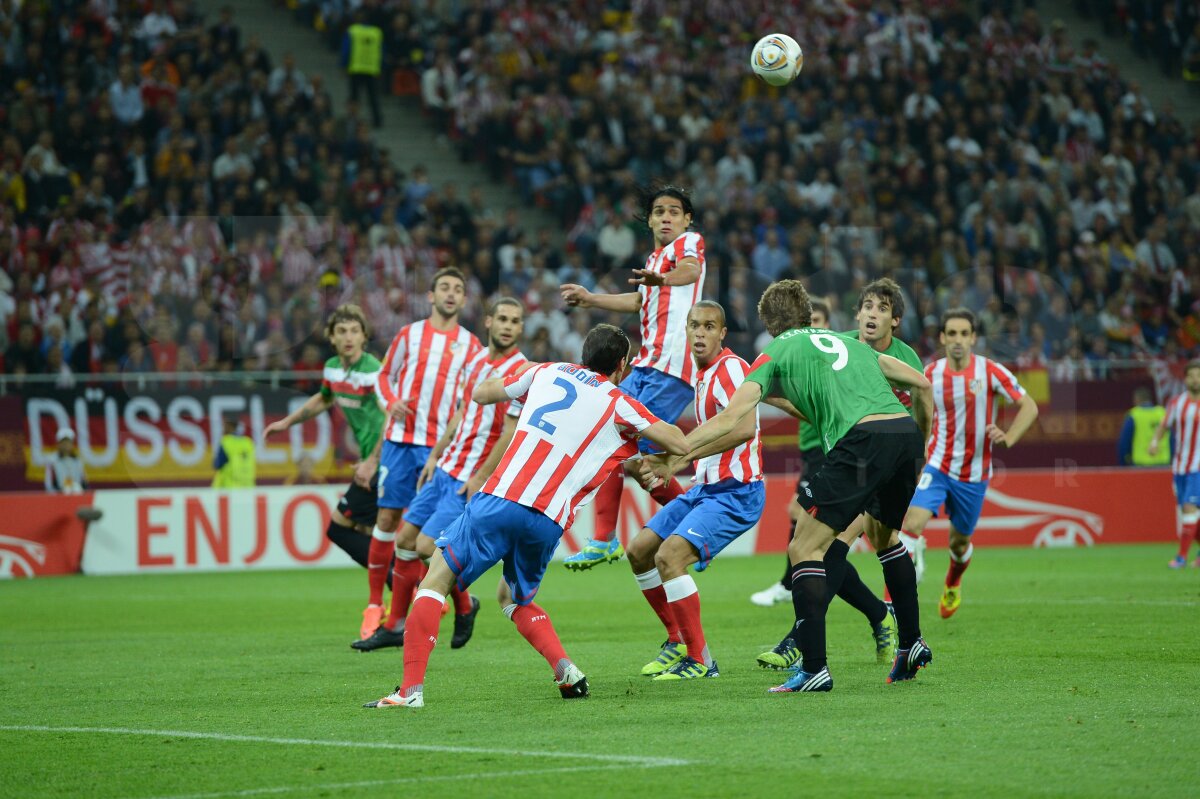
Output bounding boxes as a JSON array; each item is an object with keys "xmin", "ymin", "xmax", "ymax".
[
  {"xmin": 887, "ymin": 638, "xmax": 933, "ymax": 683},
  {"xmin": 653, "ymin": 656, "xmax": 719, "ymax": 680},
  {"xmin": 556, "ymin": 663, "xmax": 590, "ymax": 699},
  {"xmin": 351, "ymin": 623, "xmax": 405, "ymax": 651},
  {"xmin": 563, "ymin": 538, "xmax": 625, "ymax": 570},
  {"xmin": 640, "ymin": 640, "xmax": 687, "ymax": 676},
  {"xmin": 363, "ymin": 687, "xmax": 423, "ymax": 708},
  {"xmin": 769, "ymin": 665, "xmax": 833, "ymax": 693},
  {"xmin": 750, "ymin": 582, "xmax": 791, "ymax": 607},
  {"xmin": 756, "ymin": 637, "xmax": 800, "ymax": 670},
  {"xmin": 450, "ymin": 595, "xmax": 481, "ymax": 649},
  {"xmin": 872, "ymin": 606, "xmax": 899, "ymax": 664},
  {"xmin": 939, "ymin": 584, "xmax": 962, "ymax": 619},
  {"xmin": 1169, "ymin": 555, "xmax": 1188, "ymax": 569},
  {"xmin": 360, "ymin": 604, "xmax": 385, "ymax": 640}
]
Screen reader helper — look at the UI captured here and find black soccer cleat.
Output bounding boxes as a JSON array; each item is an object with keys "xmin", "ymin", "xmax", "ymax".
[
  {"xmin": 450, "ymin": 595, "xmax": 481, "ymax": 649},
  {"xmin": 351, "ymin": 624, "xmax": 405, "ymax": 652}
]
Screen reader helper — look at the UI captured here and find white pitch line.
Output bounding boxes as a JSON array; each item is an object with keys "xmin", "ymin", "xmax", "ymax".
[
  {"xmin": 135, "ymin": 764, "xmax": 630, "ymax": 799},
  {"xmin": 0, "ymin": 724, "xmax": 690, "ymax": 768}
]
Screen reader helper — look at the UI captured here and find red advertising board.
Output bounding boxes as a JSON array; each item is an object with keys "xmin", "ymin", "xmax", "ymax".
[{"xmin": 0, "ymin": 493, "xmax": 95, "ymax": 577}]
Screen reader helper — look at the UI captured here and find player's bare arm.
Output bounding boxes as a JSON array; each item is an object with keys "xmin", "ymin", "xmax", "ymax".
[
  {"xmin": 460, "ymin": 413, "xmax": 517, "ymax": 497},
  {"xmin": 878, "ymin": 353, "xmax": 934, "ymax": 438},
  {"xmin": 631, "ymin": 256, "xmax": 702, "ymax": 288},
  {"xmin": 987, "ymin": 394, "xmax": 1039, "ymax": 449},
  {"xmin": 764, "ymin": 395, "xmax": 806, "ymax": 421},
  {"xmin": 472, "ymin": 376, "xmax": 512, "ymax": 406},
  {"xmin": 684, "ymin": 380, "xmax": 763, "ymax": 456},
  {"xmin": 560, "ymin": 284, "xmax": 642, "ymax": 313},
  {"xmin": 355, "ymin": 435, "xmax": 383, "ymax": 488},
  {"xmin": 263, "ymin": 391, "xmax": 333, "ymax": 439},
  {"xmin": 640, "ymin": 420, "xmax": 690, "ymax": 457},
  {"xmin": 419, "ymin": 409, "xmax": 462, "ymax": 489},
  {"xmin": 1148, "ymin": 415, "xmax": 1171, "ymax": 457},
  {"xmin": 644, "ymin": 408, "xmax": 757, "ymax": 483}
]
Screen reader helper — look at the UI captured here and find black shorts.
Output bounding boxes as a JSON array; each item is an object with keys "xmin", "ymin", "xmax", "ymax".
[
  {"xmin": 336, "ymin": 472, "xmax": 379, "ymax": 528},
  {"xmin": 794, "ymin": 446, "xmax": 827, "ymax": 494},
  {"xmin": 796, "ymin": 417, "xmax": 925, "ymax": 533}
]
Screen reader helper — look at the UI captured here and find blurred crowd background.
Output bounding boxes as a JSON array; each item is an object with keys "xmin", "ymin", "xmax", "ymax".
[{"xmin": 3, "ymin": 0, "xmax": 1200, "ymax": 386}]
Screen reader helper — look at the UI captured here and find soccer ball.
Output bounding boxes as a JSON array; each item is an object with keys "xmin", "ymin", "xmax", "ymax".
[{"xmin": 750, "ymin": 33, "xmax": 804, "ymax": 87}]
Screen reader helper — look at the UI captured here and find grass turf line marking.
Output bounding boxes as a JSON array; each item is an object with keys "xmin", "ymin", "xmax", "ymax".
[
  {"xmin": 135, "ymin": 764, "xmax": 629, "ymax": 799},
  {"xmin": 0, "ymin": 724, "xmax": 690, "ymax": 768}
]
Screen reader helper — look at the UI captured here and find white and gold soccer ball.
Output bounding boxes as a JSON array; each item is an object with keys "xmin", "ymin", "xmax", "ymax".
[{"xmin": 750, "ymin": 33, "xmax": 804, "ymax": 87}]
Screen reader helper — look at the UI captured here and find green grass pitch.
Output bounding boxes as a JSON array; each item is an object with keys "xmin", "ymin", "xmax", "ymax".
[{"xmin": 1, "ymin": 545, "xmax": 1198, "ymax": 798}]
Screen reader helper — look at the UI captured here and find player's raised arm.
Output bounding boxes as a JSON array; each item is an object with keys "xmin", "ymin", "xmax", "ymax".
[
  {"xmin": 262, "ymin": 391, "xmax": 333, "ymax": 439},
  {"xmin": 631, "ymin": 255, "xmax": 702, "ymax": 288},
  {"xmin": 474, "ymin": 362, "xmax": 543, "ymax": 406},
  {"xmin": 560, "ymin": 283, "xmax": 642, "ymax": 313},
  {"xmin": 685, "ymin": 380, "xmax": 763, "ymax": 455}
]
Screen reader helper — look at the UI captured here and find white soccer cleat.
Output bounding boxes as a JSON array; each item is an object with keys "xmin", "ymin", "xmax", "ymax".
[
  {"xmin": 556, "ymin": 663, "xmax": 590, "ymax": 699},
  {"xmin": 899, "ymin": 532, "xmax": 928, "ymax": 584},
  {"xmin": 364, "ymin": 687, "xmax": 424, "ymax": 708},
  {"xmin": 750, "ymin": 582, "xmax": 791, "ymax": 607}
]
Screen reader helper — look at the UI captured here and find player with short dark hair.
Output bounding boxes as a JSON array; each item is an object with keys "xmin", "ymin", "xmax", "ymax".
[
  {"xmin": 365, "ymin": 267, "xmax": 482, "ymax": 641},
  {"xmin": 684, "ymin": 280, "xmax": 935, "ymax": 692},
  {"xmin": 626, "ymin": 301, "xmax": 765, "ymax": 680},
  {"xmin": 560, "ymin": 185, "xmax": 706, "ymax": 569},
  {"xmin": 353, "ymin": 297, "xmax": 526, "ymax": 651},
  {"xmin": 1150, "ymin": 360, "xmax": 1200, "ymax": 568},
  {"xmin": 363, "ymin": 323, "xmax": 690, "ymax": 708},
  {"xmin": 900, "ymin": 307, "xmax": 1038, "ymax": 617}
]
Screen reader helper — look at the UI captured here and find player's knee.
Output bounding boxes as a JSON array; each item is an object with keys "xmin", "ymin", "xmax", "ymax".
[
  {"xmin": 626, "ymin": 530, "xmax": 658, "ymax": 572},
  {"xmin": 902, "ymin": 509, "xmax": 928, "ymax": 535},
  {"xmin": 653, "ymin": 542, "xmax": 692, "ymax": 580},
  {"xmin": 948, "ymin": 531, "xmax": 971, "ymax": 556},
  {"xmin": 415, "ymin": 534, "xmax": 436, "ymax": 559},
  {"xmin": 496, "ymin": 579, "xmax": 512, "ymax": 608},
  {"xmin": 330, "ymin": 509, "xmax": 353, "ymax": 530}
]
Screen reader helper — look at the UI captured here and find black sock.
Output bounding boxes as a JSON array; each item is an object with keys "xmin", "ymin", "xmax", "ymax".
[
  {"xmin": 789, "ymin": 561, "xmax": 828, "ymax": 672},
  {"xmin": 326, "ymin": 521, "xmax": 370, "ymax": 567},
  {"xmin": 779, "ymin": 553, "xmax": 792, "ymax": 588},
  {"xmin": 837, "ymin": 561, "xmax": 888, "ymax": 627},
  {"xmin": 878, "ymin": 542, "xmax": 921, "ymax": 649},
  {"xmin": 823, "ymin": 539, "xmax": 850, "ymax": 599}
]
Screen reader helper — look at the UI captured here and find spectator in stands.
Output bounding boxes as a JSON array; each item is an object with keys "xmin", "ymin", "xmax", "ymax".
[
  {"xmin": 342, "ymin": 9, "xmax": 383, "ymax": 128},
  {"xmin": 212, "ymin": 416, "xmax": 256, "ymax": 489},
  {"xmin": 45, "ymin": 428, "xmax": 87, "ymax": 495}
]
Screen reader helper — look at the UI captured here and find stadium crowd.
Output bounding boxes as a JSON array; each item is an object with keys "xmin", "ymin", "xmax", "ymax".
[{"xmin": 3, "ymin": 0, "xmax": 1200, "ymax": 384}]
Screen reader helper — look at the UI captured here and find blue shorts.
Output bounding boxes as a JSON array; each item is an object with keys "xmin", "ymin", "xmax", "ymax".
[
  {"xmin": 377, "ymin": 442, "xmax": 434, "ymax": 510},
  {"xmin": 435, "ymin": 492, "xmax": 563, "ymax": 605},
  {"xmin": 646, "ymin": 479, "xmax": 765, "ymax": 571},
  {"xmin": 621, "ymin": 366, "xmax": 694, "ymax": 454},
  {"xmin": 909, "ymin": 465, "xmax": 988, "ymax": 536},
  {"xmin": 1173, "ymin": 473, "xmax": 1200, "ymax": 507},
  {"xmin": 403, "ymin": 468, "xmax": 466, "ymax": 538}
]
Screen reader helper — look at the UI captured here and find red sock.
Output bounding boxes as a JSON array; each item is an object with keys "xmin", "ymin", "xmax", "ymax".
[
  {"xmin": 367, "ymin": 530, "xmax": 395, "ymax": 606},
  {"xmin": 1179, "ymin": 522, "xmax": 1197, "ymax": 558},
  {"xmin": 946, "ymin": 543, "xmax": 973, "ymax": 588},
  {"xmin": 590, "ymin": 470, "xmax": 625, "ymax": 544},
  {"xmin": 511, "ymin": 602, "xmax": 569, "ymax": 674},
  {"xmin": 664, "ymin": 575, "xmax": 709, "ymax": 666},
  {"xmin": 451, "ymin": 584, "xmax": 472, "ymax": 615},
  {"xmin": 401, "ymin": 592, "xmax": 444, "ymax": 693},
  {"xmin": 384, "ymin": 553, "xmax": 423, "ymax": 629},
  {"xmin": 649, "ymin": 478, "xmax": 686, "ymax": 506},
  {"xmin": 634, "ymin": 568, "xmax": 681, "ymax": 642}
]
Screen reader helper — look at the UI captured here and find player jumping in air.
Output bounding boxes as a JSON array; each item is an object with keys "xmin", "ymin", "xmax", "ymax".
[
  {"xmin": 353, "ymin": 297, "xmax": 527, "ymax": 651},
  {"xmin": 363, "ymin": 324, "xmax": 689, "ymax": 708},
  {"xmin": 684, "ymin": 280, "xmax": 934, "ymax": 692},
  {"xmin": 1149, "ymin": 361, "xmax": 1200, "ymax": 568},
  {"xmin": 263, "ymin": 305, "xmax": 384, "ymax": 588},
  {"xmin": 901, "ymin": 309, "xmax": 1038, "ymax": 617},
  {"xmin": 559, "ymin": 186, "xmax": 705, "ymax": 569},
  {"xmin": 625, "ymin": 301, "xmax": 765, "ymax": 680},
  {"xmin": 366, "ymin": 267, "xmax": 482, "ymax": 641}
]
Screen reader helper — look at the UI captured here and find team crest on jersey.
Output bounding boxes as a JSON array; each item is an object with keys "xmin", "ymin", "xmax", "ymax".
[
  {"xmin": 450, "ymin": 341, "xmax": 460, "ymax": 352},
  {"xmin": 969, "ymin": 378, "xmax": 983, "ymax": 394}
]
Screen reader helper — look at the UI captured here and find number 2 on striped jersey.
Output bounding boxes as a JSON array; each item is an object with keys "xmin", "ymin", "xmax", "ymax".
[
  {"xmin": 528, "ymin": 377, "xmax": 579, "ymax": 435},
  {"xmin": 810, "ymin": 334, "xmax": 849, "ymax": 370}
]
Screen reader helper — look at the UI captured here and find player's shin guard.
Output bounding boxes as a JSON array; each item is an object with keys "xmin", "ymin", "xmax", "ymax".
[
  {"xmin": 946, "ymin": 542, "xmax": 974, "ymax": 587},
  {"xmin": 508, "ymin": 602, "xmax": 572, "ymax": 681},
  {"xmin": 827, "ymin": 541, "xmax": 888, "ymax": 626},
  {"xmin": 664, "ymin": 575, "xmax": 711, "ymax": 667},
  {"xmin": 327, "ymin": 521, "xmax": 370, "ymax": 568},
  {"xmin": 634, "ymin": 568, "xmax": 682, "ymax": 643},
  {"xmin": 590, "ymin": 470, "xmax": 625, "ymax": 544},
  {"xmin": 401, "ymin": 589, "xmax": 444, "ymax": 695},
  {"xmin": 789, "ymin": 562, "xmax": 828, "ymax": 672},
  {"xmin": 648, "ymin": 479, "xmax": 686, "ymax": 506},
  {"xmin": 879, "ymin": 542, "xmax": 921, "ymax": 649},
  {"xmin": 367, "ymin": 528, "xmax": 395, "ymax": 606},
  {"xmin": 384, "ymin": 550, "xmax": 423, "ymax": 629}
]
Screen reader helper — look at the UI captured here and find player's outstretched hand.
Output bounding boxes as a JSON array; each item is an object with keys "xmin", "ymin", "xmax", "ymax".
[
  {"xmin": 416, "ymin": 457, "xmax": 437, "ymax": 491},
  {"xmin": 262, "ymin": 420, "xmax": 288, "ymax": 440},
  {"xmin": 630, "ymin": 269, "xmax": 664, "ymax": 287},
  {"xmin": 985, "ymin": 423, "xmax": 1009, "ymax": 447},
  {"xmin": 561, "ymin": 284, "xmax": 590, "ymax": 307},
  {"xmin": 353, "ymin": 458, "xmax": 376, "ymax": 489}
]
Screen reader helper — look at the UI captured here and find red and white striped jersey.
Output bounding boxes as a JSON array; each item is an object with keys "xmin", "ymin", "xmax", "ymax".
[
  {"xmin": 631, "ymin": 231, "xmax": 705, "ymax": 385},
  {"xmin": 925, "ymin": 354, "xmax": 1026, "ymax": 483},
  {"xmin": 1166, "ymin": 393, "xmax": 1200, "ymax": 475},
  {"xmin": 437, "ymin": 348, "xmax": 528, "ymax": 481},
  {"xmin": 376, "ymin": 320, "xmax": 482, "ymax": 447},
  {"xmin": 483, "ymin": 363, "xmax": 662, "ymax": 528},
  {"xmin": 692, "ymin": 348, "xmax": 763, "ymax": 485}
]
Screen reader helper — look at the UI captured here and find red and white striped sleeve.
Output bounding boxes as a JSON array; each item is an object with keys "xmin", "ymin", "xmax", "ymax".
[
  {"xmin": 375, "ymin": 326, "xmax": 408, "ymax": 410},
  {"xmin": 503, "ymin": 363, "xmax": 549, "ymax": 404},
  {"xmin": 613, "ymin": 393, "xmax": 660, "ymax": 433},
  {"xmin": 671, "ymin": 231, "xmax": 702, "ymax": 266},
  {"xmin": 987, "ymin": 360, "xmax": 1025, "ymax": 403}
]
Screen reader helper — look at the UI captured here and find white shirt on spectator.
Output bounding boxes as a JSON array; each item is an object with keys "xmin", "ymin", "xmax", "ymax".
[
  {"xmin": 137, "ymin": 12, "xmax": 177, "ymax": 44},
  {"xmin": 109, "ymin": 79, "xmax": 144, "ymax": 125},
  {"xmin": 421, "ymin": 63, "xmax": 458, "ymax": 109},
  {"xmin": 597, "ymin": 222, "xmax": 635, "ymax": 267},
  {"xmin": 904, "ymin": 92, "xmax": 942, "ymax": 121},
  {"xmin": 1135, "ymin": 239, "xmax": 1177, "ymax": 274},
  {"xmin": 716, "ymin": 151, "xmax": 755, "ymax": 189}
]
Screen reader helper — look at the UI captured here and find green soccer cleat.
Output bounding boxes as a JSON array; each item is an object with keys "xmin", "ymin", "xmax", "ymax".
[
  {"xmin": 641, "ymin": 640, "xmax": 687, "ymax": 676},
  {"xmin": 653, "ymin": 656, "xmax": 719, "ymax": 680},
  {"xmin": 872, "ymin": 606, "xmax": 898, "ymax": 664},
  {"xmin": 563, "ymin": 538, "xmax": 625, "ymax": 570},
  {"xmin": 757, "ymin": 637, "xmax": 800, "ymax": 670}
]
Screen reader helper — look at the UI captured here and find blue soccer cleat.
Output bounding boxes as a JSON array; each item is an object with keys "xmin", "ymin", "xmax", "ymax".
[
  {"xmin": 769, "ymin": 665, "xmax": 833, "ymax": 693},
  {"xmin": 1169, "ymin": 555, "xmax": 1187, "ymax": 569},
  {"xmin": 563, "ymin": 538, "xmax": 625, "ymax": 571},
  {"xmin": 887, "ymin": 638, "xmax": 933, "ymax": 683}
]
